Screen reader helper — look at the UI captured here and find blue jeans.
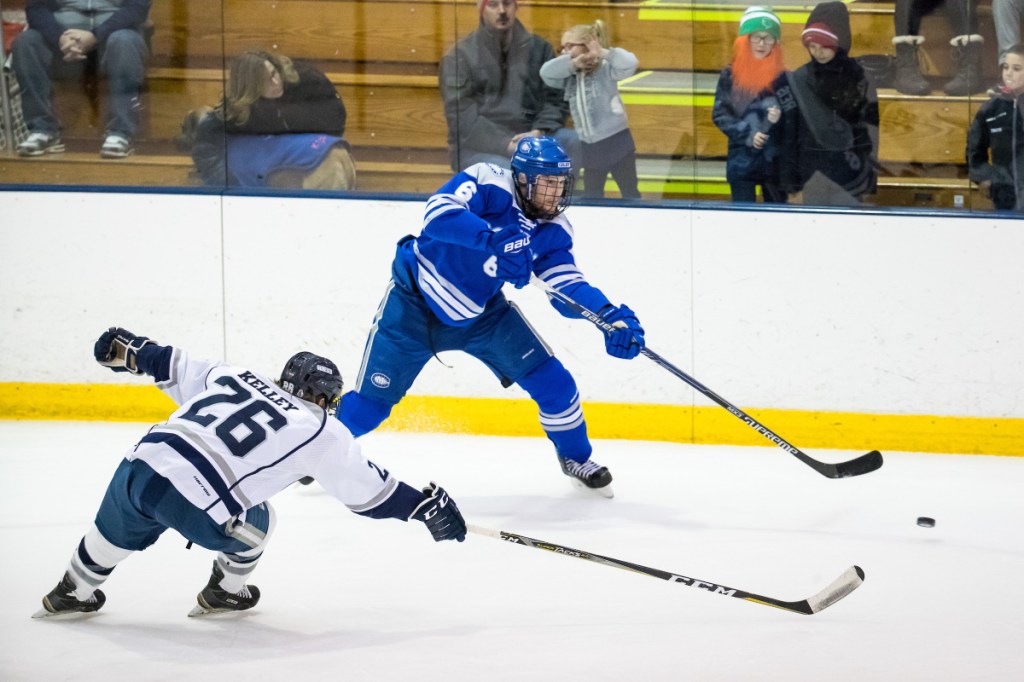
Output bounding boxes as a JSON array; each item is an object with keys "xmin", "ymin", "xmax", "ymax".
[{"xmin": 11, "ymin": 27, "xmax": 147, "ymax": 138}]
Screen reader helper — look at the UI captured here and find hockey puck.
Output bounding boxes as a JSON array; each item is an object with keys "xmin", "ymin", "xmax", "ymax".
[{"xmin": 916, "ymin": 516, "xmax": 935, "ymax": 528}]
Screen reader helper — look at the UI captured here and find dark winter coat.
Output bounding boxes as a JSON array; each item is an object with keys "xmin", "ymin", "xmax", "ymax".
[
  {"xmin": 190, "ymin": 62, "xmax": 348, "ymax": 186},
  {"xmin": 966, "ymin": 92, "xmax": 1024, "ymax": 211},
  {"xmin": 25, "ymin": 0, "xmax": 151, "ymax": 50},
  {"xmin": 712, "ymin": 66, "xmax": 787, "ymax": 184},
  {"xmin": 439, "ymin": 19, "xmax": 568, "ymax": 169},
  {"xmin": 777, "ymin": 51, "xmax": 879, "ymax": 198}
]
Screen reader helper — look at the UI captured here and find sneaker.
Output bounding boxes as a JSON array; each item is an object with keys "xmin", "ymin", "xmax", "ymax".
[
  {"xmin": 16, "ymin": 132, "xmax": 65, "ymax": 157},
  {"xmin": 100, "ymin": 134, "xmax": 133, "ymax": 159},
  {"xmin": 32, "ymin": 572, "xmax": 105, "ymax": 618},
  {"xmin": 558, "ymin": 456, "xmax": 614, "ymax": 497},
  {"xmin": 188, "ymin": 562, "xmax": 260, "ymax": 617}
]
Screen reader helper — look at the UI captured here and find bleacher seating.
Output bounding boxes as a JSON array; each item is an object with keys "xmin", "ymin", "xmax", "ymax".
[{"xmin": 0, "ymin": 0, "xmax": 1001, "ymax": 209}]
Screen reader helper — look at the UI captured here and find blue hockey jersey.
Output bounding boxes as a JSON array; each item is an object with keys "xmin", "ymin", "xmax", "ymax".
[{"xmin": 398, "ymin": 163, "xmax": 613, "ymax": 326}]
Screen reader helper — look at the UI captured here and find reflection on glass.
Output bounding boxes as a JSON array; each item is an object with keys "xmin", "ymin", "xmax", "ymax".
[{"xmin": 0, "ymin": 0, "xmax": 1008, "ymax": 214}]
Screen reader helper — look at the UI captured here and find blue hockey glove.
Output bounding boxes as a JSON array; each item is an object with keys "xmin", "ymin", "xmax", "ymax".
[
  {"xmin": 600, "ymin": 305, "xmax": 645, "ymax": 360},
  {"xmin": 486, "ymin": 225, "xmax": 533, "ymax": 289},
  {"xmin": 94, "ymin": 327, "xmax": 153, "ymax": 375},
  {"xmin": 409, "ymin": 482, "xmax": 467, "ymax": 542}
]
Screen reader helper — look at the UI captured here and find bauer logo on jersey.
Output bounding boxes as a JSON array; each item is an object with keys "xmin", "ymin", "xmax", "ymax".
[{"xmin": 370, "ymin": 372, "xmax": 391, "ymax": 388}]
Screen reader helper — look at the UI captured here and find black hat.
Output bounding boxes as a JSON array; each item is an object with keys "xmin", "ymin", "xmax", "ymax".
[{"xmin": 804, "ymin": 1, "xmax": 851, "ymax": 53}]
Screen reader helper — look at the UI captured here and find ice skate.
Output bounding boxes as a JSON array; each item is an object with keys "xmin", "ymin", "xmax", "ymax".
[
  {"xmin": 558, "ymin": 456, "xmax": 614, "ymax": 498},
  {"xmin": 188, "ymin": 562, "xmax": 260, "ymax": 617},
  {"xmin": 32, "ymin": 573, "xmax": 105, "ymax": 619}
]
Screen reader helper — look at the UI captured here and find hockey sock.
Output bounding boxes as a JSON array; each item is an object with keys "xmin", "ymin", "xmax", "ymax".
[
  {"xmin": 67, "ymin": 525, "xmax": 133, "ymax": 600},
  {"xmin": 338, "ymin": 390, "xmax": 393, "ymax": 437},
  {"xmin": 518, "ymin": 357, "xmax": 593, "ymax": 461}
]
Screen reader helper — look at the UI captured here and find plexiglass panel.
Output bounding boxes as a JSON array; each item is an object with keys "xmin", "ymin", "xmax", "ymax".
[{"xmin": 0, "ymin": 0, "xmax": 1009, "ymax": 213}]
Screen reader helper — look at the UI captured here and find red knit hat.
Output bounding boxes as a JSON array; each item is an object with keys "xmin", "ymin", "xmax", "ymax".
[
  {"xmin": 480, "ymin": 0, "xmax": 516, "ymax": 12},
  {"xmin": 801, "ymin": 23, "xmax": 839, "ymax": 50}
]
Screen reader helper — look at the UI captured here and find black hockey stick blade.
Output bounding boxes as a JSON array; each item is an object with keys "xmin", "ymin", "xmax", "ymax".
[
  {"xmin": 531, "ymin": 277, "xmax": 884, "ymax": 479},
  {"xmin": 826, "ymin": 450, "xmax": 884, "ymax": 478},
  {"xmin": 469, "ymin": 524, "xmax": 865, "ymax": 615}
]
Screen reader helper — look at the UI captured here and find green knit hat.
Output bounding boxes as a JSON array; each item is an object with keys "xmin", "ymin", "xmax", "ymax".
[{"xmin": 738, "ymin": 6, "xmax": 782, "ymax": 40}]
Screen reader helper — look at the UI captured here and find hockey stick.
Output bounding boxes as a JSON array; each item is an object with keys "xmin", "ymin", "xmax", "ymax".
[
  {"xmin": 532, "ymin": 277, "xmax": 883, "ymax": 479},
  {"xmin": 469, "ymin": 524, "xmax": 864, "ymax": 615}
]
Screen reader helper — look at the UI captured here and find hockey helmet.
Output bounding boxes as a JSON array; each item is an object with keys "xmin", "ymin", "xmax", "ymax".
[
  {"xmin": 510, "ymin": 136, "xmax": 574, "ymax": 220},
  {"xmin": 279, "ymin": 351, "xmax": 344, "ymax": 412}
]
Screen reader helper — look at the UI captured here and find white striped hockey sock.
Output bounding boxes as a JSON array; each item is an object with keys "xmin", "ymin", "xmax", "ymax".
[{"xmin": 67, "ymin": 526, "xmax": 134, "ymax": 600}]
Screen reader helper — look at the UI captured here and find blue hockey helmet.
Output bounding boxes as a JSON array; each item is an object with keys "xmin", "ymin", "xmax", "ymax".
[
  {"xmin": 279, "ymin": 351, "xmax": 344, "ymax": 413},
  {"xmin": 510, "ymin": 136, "xmax": 574, "ymax": 220}
]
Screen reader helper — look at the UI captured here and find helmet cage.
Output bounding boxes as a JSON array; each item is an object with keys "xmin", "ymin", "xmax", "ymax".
[
  {"xmin": 279, "ymin": 351, "xmax": 344, "ymax": 413},
  {"xmin": 510, "ymin": 137, "xmax": 574, "ymax": 220}
]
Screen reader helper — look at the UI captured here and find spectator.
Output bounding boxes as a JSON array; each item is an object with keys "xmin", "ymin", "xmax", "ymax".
[
  {"xmin": 891, "ymin": 0, "xmax": 984, "ymax": 96},
  {"xmin": 712, "ymin": 6, "xmax": 788, "ymax": 204},
  {"xmin": 967, "ymin": 43, "xmax": 1024, "ymax": 210},
  {"xmin": 540, "ymin": 19, "xmax": 639, "ymax": 200},
  {"xmin": 440, "ymin": 0, "xmax": 579, "ymax": 170},
  {"xmin": 12, "ymin": 0, "xmax": 150, "ymax": 158},
  {"xmin": 175, "ymin": 51, "xmax": 355, "ymax": 190},
  {"xmin": 991, "ymin": 0, "xmax": 1024, "ymax": 94},
  {"xmin": 778, "ymin": 2, "xmax": 879, "ymax": 206}
]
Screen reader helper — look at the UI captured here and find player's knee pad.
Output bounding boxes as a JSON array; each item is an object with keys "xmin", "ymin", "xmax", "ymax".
[
  {"xmin": 338, "ymin": 390, "xmax": 393, "ymax": 437},
  {"xmin": 224, "ymin": 501, "xmax": 276, "ymax": 562}
]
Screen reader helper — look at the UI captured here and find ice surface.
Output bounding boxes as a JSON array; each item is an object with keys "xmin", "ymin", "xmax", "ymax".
[{"xmin": 1, "ymin": 421, "xmax": 1022, "ymax": 681}]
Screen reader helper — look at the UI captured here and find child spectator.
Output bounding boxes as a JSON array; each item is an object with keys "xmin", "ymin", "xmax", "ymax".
[
  {"xmin": 712, "ymin": 6, "xmax": 787, "ymax": 204},
  {"xmin": 966, "ymin": 43, "xmax": 1024, "ymax": 210},
  {"xmin": 175, "ymin": 51, "xmax": 355, "ymax": 190},
  {"xmin": 540, "ymin": 20, "xmax": 639, "ymax": 199},
  {"xmin": 778, "ymin": 2, "xmax": 879, "ymax": 206}
]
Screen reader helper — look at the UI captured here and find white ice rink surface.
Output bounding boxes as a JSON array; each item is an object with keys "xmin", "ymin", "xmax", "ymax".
[{"xmin": 1, "ymin": 421, "xmax": 1022, "ymax": 681}]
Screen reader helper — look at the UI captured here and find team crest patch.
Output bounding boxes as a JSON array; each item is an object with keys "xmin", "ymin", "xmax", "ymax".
[
  {"xmin": 519, "ymin": 139, "xmax": 532, "ymax": 152},
  {"xmin": 370, "ymin": 372, "xmax": 391, "ymax": 388}
]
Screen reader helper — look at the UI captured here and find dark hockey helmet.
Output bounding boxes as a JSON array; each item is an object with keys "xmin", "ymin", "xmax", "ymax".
[
  {"xmin": 510, "ymin": 136, "xmax": 574, "ymax": 220},
  {"xmin": 279, "ymin": 352, "xmax": 344, "ymax": 412}
]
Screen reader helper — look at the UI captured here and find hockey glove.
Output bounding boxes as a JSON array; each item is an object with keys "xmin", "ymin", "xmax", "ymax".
[
  {"xmin": 94, "ymin": 327, "xmax": 153, "ymax": 375},
  {"xmin": 600, "ymin": 305, "xmax": 645, "ymax": 360},
  {"xmin": 486, "ymin": 225, "xmax": 533, "ymax": 289},
  {"xmin": 409, "ymin": 482, "xmax": 467, "ymax": 542}
]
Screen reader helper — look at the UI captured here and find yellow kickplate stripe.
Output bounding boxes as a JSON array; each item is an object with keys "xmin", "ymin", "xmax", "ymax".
[
  {"xmin": 4, "ymin": 383, "xmax": 1022, "ymax": 457},
  {"xmin": 638, "ymin": 8, "xmax": 811, "ymax": 22},
  {"xmin": 620, "ymin": 93, "xmax": 715, "ymax": 106}
]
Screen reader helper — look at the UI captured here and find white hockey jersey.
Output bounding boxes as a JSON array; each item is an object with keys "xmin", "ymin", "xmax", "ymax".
[{"xmin": 128, "ymin": 348, "xmax": 401, "ymax": 524}]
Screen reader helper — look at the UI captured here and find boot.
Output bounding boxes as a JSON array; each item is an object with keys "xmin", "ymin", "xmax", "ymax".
[
  {"xmin": 32, "ymin": 572, "xmax": 106, "ymax": 618},
  {"xmin": 558, "ymin": 456, "xmax": 614, "ymax": 498},
  {"xmin": 188, "ymin": 561, "xmax": 261, "ymax": 616},
  {"xmin": 893, "ymin": 36, "xmax": 931, "ymax": 95},
  {"xmin": 943, "ymin": 34, "xmax": 985, "ymax": 96}
]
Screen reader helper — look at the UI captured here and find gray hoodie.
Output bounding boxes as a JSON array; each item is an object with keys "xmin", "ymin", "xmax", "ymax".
[{"xmin": 539, "ymin": 47, "xmax": 638, "ymax": 144}]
